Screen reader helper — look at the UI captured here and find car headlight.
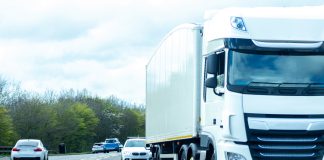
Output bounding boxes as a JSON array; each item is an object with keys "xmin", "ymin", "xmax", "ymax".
[
  {"xmin": 226, "ymin": 152, "xmax": 246, "ymax": 160},
  {"xmin": 122, "ymin": 151, "xmax": 131, "ymax": 156}
]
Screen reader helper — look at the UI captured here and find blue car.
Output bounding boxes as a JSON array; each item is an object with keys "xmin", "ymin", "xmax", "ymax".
[{"xmin": 103, "ymin": 138, "xmax": 122, "ymax": 153}]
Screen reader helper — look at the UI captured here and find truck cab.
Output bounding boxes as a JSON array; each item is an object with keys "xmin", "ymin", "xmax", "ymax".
[{"xmin": 202, "ymin": 7, "xmax": 324, "ymax": 160}]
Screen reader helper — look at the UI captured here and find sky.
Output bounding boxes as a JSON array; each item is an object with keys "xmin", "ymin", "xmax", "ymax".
[{"xmin": 0, "ymin": 0, "xmax": 323, "ymax": 104}]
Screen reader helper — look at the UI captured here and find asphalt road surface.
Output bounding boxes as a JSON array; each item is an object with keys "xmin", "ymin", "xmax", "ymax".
[{"xmin": 0, "ymin": 152, "xmax": 120, "ymax": 160}]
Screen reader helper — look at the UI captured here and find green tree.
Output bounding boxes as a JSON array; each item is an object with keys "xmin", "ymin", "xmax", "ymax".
[
  {"xmin": 10, "ymin": 98, "xmax": 58, "ymax": 147},
  {"xmin": 0, "ymin": 79, "xmax": 146, "ymax": 153},
  {"xmin": 56, "ymin": 102, "xmax": 99, "ymax": 152},
  {"xmin": 0, "ymin": 107, "xmax": 17, "ymax": 145}
]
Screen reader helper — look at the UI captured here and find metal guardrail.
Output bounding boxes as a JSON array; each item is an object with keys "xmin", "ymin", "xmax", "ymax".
[{"xmin": 0, "ymin": 146, "xmax": 12, "ymax": 154}]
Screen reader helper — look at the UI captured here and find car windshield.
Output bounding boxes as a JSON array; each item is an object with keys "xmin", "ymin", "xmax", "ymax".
[
  {"xmin": 228, "ymin": 50, "xmax": 324, "ymax": 86},
  {"xmin": 125, "ymin": 140, "xmax": 145, "ymax": 147},
  {"xmin": 106, "ymin": 140, "xmax": 116, "ymax": 143},
  {"xmin": 17, "ymin": 141, "xmax": 38, "ymax": 147}
]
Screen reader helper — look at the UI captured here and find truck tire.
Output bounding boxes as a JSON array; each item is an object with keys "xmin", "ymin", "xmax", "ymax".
[
  {"xmin": 153, "ymin": 145, "xmax": 161, "ymax": 160},
  {"xmin": 211, "ymin": 152, "xmax": 216, "ymax": 160},
  {"xmin": 180, "ymin": 145, "xmax": 188, "ymax": 160},
  {"xmin": 157, "ymin": 145, "xmax": 162, "ymax": 160},
  {"xmin": 206, "ymin": 144, "xmax": 215, "ymax": 160},
  {"xmin": 188, "ymin": 143, "xmax": 198, "ymax": 160}
]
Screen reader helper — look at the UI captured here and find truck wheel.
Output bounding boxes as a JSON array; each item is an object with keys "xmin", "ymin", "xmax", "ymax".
[
  {"xmin": 206, "ymin": 144, "xmax": 215, "ymax": 160},
  {"xmin": 211, "ymin": 152, "xmax": 216, "ymax": 160},
  {"xmin": 180, "ymin": 145, "xmax": 188, "ymax": 160}
]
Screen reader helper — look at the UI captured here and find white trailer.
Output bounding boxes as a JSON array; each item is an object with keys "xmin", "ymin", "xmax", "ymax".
[{"xmin": 146, "ymin": 6, "xmax": 324, "ymax": 160}]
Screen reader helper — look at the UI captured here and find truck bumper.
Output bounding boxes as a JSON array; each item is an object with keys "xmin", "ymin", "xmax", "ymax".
[{"xmin": 216, "ymin": 141, "xmax": 252, "ymax": 160}]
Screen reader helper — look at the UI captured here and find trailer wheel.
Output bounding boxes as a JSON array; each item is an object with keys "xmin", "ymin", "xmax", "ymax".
[
  {"xmin": 154, "ymin": 145, "xmax": 161, "ymax": 160},
  {"xmin": 188, "ymin": 143, "xmax": 198, "ymax": 160},
  {"xmin": 179, "ymin": 145, "xmax": 188, "ymax": 160}
]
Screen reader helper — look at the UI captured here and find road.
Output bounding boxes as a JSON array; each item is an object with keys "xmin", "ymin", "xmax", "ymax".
[{"xmin": 0, "ymin": 152, "xmax": 120, "ymax": 160}]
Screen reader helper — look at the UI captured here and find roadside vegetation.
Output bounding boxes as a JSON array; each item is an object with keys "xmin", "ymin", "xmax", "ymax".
[{"xmin": 0, "ymin": 77, "xmax": 145, "ymax": 153}]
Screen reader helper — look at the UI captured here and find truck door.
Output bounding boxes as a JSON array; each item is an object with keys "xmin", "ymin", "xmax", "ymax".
[{"xmin": 201, "ymin": 51, "xmax": 225, "ymax": 134}]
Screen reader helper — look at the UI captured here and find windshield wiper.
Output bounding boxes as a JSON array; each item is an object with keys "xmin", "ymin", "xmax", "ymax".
[
  {"xmin": 244, "ymin": 82, "xmax": 278, "ymax": 94},
  {"xmin": 304, "ymin": 83, "xmax": 324, "ymax": 95},
  {"xmin": 248, "ymin": 82, "xmax": 280, "ymax": 87},
  {"xmin": 245, "ymin": 82, "xmax": 320, "ymax": 95},
  {"xmin": 245, "ymin": 82, "xmax": 324, "ymax": 95}
]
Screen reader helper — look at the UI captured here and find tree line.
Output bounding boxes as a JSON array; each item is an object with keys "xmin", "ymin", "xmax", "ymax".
[{"xmin": 0, "ymin": 78, "xmax": 145, "ymax": 153}]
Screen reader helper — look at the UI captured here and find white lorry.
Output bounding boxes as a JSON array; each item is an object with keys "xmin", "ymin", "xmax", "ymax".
[{"xmin": 146, "ymin": 6, "xmax": 324, "ymax": 160}]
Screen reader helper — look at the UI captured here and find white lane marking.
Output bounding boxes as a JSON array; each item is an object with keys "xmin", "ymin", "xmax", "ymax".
[{"xmin": 80, "ymin": 152, "xmax": 120, "ymax": 160}]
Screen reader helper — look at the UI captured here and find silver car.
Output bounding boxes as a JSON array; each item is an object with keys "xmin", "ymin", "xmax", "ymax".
[
  {"xmin": 92, "ymin": 142, "xmax": 104, "ymax": 153},
  {"xmin": 11, "ymin": 139, "xmax": 48, "ymax": 160}
]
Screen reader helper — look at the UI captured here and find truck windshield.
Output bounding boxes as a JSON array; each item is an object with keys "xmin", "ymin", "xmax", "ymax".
[{"xmin": 228, "ymin": 50, "xmax": 324, "ymax": 86}]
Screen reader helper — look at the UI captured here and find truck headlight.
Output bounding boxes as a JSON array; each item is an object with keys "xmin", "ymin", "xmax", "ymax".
[{"xmin": 226, "ymin": 152, "xmax": 246, "ymax": 160}]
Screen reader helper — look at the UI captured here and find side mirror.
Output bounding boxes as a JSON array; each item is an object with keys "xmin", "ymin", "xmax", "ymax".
[
  {"xmin": 205, "ymin": 52, "xmax": 225, "ymax": 96},
  {"xmin": 207, "ymin": 54, "xmax": 218, "ymax": 74},
  {"xmin": 146, "ymin": 144, "xmax": 150, "ymax": 150},
  {"xmin": 205, "ymin": 77, "xmax": 217, "ymax": 88}
]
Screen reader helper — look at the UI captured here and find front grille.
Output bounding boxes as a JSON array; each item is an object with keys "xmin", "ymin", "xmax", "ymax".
[
  {"xmin": 246, "ymin": 114, "xmax": 324, "ymax": 160},
  {"xmin": 132, "ymin": 152, "xmax": 139, "ymax": 156},
  {"xmin": 248, "ymin": 130, "xmax": 324, "ymax": 160},
  {"xmin": 132, "ymin": 152, "xmax": 147, "ymax": 156}
]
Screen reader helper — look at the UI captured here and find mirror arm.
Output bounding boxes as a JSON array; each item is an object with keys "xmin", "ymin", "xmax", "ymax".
[{"xmin": 213, "ymin": 88, "xmax": 224, "ymax": 96}]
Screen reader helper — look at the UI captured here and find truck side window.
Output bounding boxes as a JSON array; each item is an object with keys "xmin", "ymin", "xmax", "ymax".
[{"xmin": 217, "ymin": 52, "xmax": 225, "ymax": 88}]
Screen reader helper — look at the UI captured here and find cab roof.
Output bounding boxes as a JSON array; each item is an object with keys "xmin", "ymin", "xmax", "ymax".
[{"xmin": 204, "ymin": 6, "xmax": 324, "ymax": 44}]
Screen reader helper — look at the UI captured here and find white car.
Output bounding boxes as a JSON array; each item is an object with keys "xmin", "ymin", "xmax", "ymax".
[
  {"xmin": 121, "ymin": 138, "xmax": 152, "ymax": 160},
  {"xmin": 11, "ymin": 139, "xmax": 48, "ymax": 160},
  {"xmin": 92, "ymin": 142, "xmax": 104, "ymax": 153}
]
